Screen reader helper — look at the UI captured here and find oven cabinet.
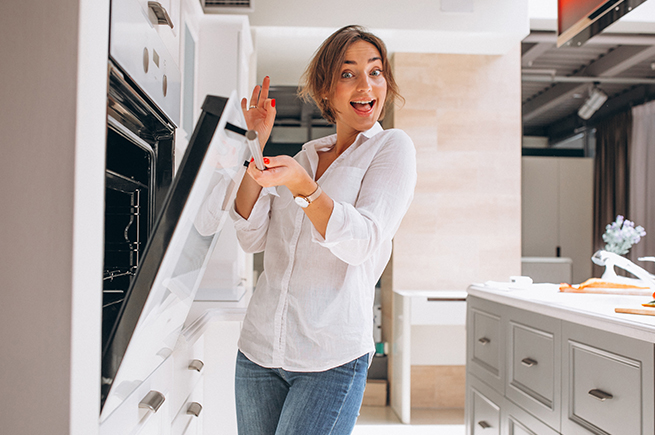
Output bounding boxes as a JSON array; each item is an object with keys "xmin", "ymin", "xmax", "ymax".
[{"xmin": 466, "ymin": 294, "xmax": 655, "ymax": 435}]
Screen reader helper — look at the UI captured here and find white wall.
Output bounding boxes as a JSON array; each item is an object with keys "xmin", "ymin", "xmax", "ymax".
[
  {"xmin": 244, "ymin": 0, "xmax": 529, "ymax": 85},
  {"xmin": 0, "ymin": 1, "xmax": 108, "ymax": 433}
]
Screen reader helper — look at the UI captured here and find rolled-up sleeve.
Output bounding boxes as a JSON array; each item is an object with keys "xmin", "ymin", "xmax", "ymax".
[
  {"xmin": 229, "ymin": 187, "xmax": 277, "ymax": 253},
  {"xmin": 311, "ymin": 130, "xmax": 417, "ymax": 265}
]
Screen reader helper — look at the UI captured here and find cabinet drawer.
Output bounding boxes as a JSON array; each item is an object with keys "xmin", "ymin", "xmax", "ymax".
[
  {"xmin": 506, "ymin": 307, "xmax": 560, "ymax": 431},
  {"xmin": 100, "ymin": 357, "xmax": 174, "ymax": 435},
  {"xmin": 502, "ymin": 398, "xmax": 559, "ymax": 435},
  {"xmin": 562, "ymin": 322, "xmax": 655, "ymax": 435},
  {"xmin": 171, "ymin": 334, "xmax": 205, "ymax": 418},
  {"xmin": 468, "ymin": 297, "xmax": 505, "ymax": 393},
  {"xmin": 171, "ymin": 380, "xmax": 204, "ymax": 435},
  {"xmin": 467, "ymin": 375, "xmax": 502, "ymax": 435}
]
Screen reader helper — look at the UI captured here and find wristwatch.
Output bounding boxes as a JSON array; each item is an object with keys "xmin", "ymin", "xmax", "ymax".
[{"xmin": 294, "ymin": 184, "xmax": 322, "ymax": 208}]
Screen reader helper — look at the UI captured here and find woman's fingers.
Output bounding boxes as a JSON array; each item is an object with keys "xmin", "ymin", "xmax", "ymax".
[
  {"xmin": 258, "ymin": 76, "xmax": 270, "ymax": 107},
  {"xmin": 249, "ymin": 85, "xmax": 261, "ymax": 108}
]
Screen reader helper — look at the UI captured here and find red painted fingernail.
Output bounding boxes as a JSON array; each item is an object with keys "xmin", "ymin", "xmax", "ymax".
[
  {"xmin": 271, "ymin": 99, "xmax": 276, "ymax": 108},
  {"xmin": 250, "ymin": 157, "xmax": 254, "ymax": 162},
  {"xmin": 263, "ymin": 157, "xmax": 270, "ymax": 164}
]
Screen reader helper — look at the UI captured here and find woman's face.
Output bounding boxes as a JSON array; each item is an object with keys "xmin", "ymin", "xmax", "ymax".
[{"xmin": 331, "ymin": 40, "xmax": 387, "ymax": 136}]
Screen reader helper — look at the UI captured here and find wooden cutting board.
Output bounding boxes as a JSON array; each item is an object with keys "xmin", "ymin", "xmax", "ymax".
[{"xmin": 615, "ymin": 308, "xmax": 655, "ymax": 316}]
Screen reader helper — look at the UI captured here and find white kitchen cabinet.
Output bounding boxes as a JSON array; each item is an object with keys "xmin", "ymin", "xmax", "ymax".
[
  {"xmin": 521, "ymin": 157, "xmax": 594, "ymax": 284},
  {"xmin": 466, "ymin": 284, "xmax": 655, "ymax": 435},
  {"xmin": 101, "ymin": 314, "xmax": 209, "ymax": 435}
]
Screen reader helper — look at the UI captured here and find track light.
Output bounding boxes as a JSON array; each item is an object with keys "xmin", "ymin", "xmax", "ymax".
[{"xmin": 577, "ymin": 87, "xmax": 608, "ymax": 120}]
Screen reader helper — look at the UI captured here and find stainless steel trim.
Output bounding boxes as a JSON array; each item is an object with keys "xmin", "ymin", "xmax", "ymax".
[
  {"xmin": 188, "ymin": 359, "xmax": 205, "ymax": 372},
  {"xmin": 138, "ymin": 390, "xmax": 166, "ymax": 412},
  {"xmin": 108, "ymin": 64, "xmax": 173, "ymax": 131},
  {"xmin": 588, "ymin": 389, "xmax": 613, "ymax": 401},
  {"xmin": 427, "ymin": 297, "xmax": 466, "ymax": 302},
  {"xmin": 148, "ymin": 2, "xmax": 174, "ymax": 28},
  {"xmin": 521, "ymin": 357, "xmax": 538, "ymax": 367},
  {"xmin": 187, "ymin": 402, "xmax": 203, "ymax": 417}
]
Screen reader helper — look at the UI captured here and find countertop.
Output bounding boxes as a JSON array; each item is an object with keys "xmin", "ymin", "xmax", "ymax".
[{"xmin": 468, "ymin": 281, "xmax": 655, "ymax": 343}]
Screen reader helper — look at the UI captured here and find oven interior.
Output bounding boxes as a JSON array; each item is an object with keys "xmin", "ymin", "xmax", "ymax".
[{"xmin": 102, "ymin": 63, "xmax": 174, "ymax": 373}]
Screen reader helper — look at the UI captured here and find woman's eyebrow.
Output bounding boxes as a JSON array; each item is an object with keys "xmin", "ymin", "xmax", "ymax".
[{"xmin": 343, "ymin": 57, "xmax": 382, "ymax": 65}]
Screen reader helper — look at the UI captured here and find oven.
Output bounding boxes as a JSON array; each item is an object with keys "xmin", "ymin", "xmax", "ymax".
[{"xmin": 101, "ymin": 0, "xmax": 251, "ymax": 420}]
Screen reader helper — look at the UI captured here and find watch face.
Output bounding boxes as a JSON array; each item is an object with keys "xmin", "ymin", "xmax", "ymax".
[{"xmin": 294, "ymin": 196, "xmax": 309, "ymax": 208}]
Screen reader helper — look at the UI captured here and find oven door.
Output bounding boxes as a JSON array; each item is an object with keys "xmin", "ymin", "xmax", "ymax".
[{"xmin": 101, "ymin": 91, "xmax": 250, "ymax": 419}]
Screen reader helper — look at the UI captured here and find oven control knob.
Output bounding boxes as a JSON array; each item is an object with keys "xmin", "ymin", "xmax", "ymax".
[
  {"xmin": 143, "ymin": 47, "xmax": 149, "ymax": 73},
  {"xmin": 162, "ymin": 74, "xmax": 167, "ymax": 97}
]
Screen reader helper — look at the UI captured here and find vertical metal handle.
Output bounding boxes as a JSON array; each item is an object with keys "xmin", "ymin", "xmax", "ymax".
[
  {"xmin": 478, "ymin": 337, "xmax": 491, "ymax": 345},
  {"xmin": 246, "ymin": 130, "xmax": 266, "ymax": 170},
  {"xmin": 187, "ymin": 402, "xmax": 203, "ymax": 417},
  {"xmin": 521, "ymin": 357, "xmax": 538, "ymax": 367},
  {"xmin": 588, "ymin": 389, "xmax": 613, "ymax": 401},
  {"xmin": 478, "ymin": 420, "xmax": 492, "ymax": 429},
  {"xmin": 188, "ymin": 359, "xmax": 205, "ymax": 372},
  {"xmin": 139, "ymin": 390, "xmax": 165, "ymax": 413}
]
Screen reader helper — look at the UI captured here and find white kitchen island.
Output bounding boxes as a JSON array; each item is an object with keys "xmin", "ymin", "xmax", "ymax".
[{"xmin": 466, "ymin": 282, "xmax": 655, "ymax": 435}]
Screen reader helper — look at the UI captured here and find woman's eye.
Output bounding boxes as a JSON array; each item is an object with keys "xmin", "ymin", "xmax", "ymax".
[
  {"xmin": 341, "ymin": 71, "xmax": 354, "ymax": 79},
  {"xmin": 371, "ymin": 69, "xmax": 382, "ymax": 77}
]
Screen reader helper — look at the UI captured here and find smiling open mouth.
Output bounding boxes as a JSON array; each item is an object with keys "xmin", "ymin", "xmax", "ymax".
[{"xmin": 350, "ymin": 99, "xmax": 376, "ymax": 112}]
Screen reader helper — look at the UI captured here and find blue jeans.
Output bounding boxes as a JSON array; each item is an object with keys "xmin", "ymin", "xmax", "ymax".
[{"xmin": 235, "ymin": 351, "xmax": 369, "ymax": 435}]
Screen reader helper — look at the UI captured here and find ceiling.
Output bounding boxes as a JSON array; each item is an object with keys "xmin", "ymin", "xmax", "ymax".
[{"xmin": 522, "ymin": 30, "xmax": 655, "ymax": 142}]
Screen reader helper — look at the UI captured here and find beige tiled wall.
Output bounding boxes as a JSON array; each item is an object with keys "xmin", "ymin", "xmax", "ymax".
[
  {"xmin": 391, "ymin": 49, "xmax": 522, "ymax": 292},
  {"xmin": 383, "ymin": 48, "xmax": 523, "ymax": 409}
]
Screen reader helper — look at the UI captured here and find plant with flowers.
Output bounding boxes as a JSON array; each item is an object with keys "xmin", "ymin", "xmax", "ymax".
[{"xmin": 602, "ymin": 215, "xmax": 646, "ymax": 255}]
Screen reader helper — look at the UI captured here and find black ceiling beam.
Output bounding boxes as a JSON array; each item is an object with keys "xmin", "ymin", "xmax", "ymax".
[{"xmin": 522, "ymin": 45, "xmax": 655, "ymax": 123}]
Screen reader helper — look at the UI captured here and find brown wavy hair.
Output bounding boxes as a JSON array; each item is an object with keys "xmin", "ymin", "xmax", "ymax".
[{"xmin": 299, "ymin": 25, "xmax": 402, "ymax": 124}]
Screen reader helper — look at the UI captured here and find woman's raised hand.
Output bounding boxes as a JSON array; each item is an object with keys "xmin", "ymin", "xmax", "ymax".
[{"xmin": 241, "ymin": 76, "xmax": 277, "ymax": 150}]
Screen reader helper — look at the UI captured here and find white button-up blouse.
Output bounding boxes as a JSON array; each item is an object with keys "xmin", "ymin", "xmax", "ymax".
[{"xmin": 229, "ymin": 122, "xmax": 417, "ymax": 371}]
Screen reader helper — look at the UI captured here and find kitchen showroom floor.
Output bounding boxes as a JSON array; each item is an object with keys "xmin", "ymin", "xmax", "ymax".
[{"xmin": 353, "ymin": 407, "xmax": 465, "ymax": 435}]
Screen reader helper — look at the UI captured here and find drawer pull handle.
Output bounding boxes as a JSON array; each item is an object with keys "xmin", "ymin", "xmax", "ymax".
[
  {"xmin": 521, "ymin": 357, "xmax": 538, "ymax": 367},
  {"xmin": 478, "ymin": 420, "xmax": 492, "ymax": 429},
  {"xmin": 478, "ymin": 337, "xmax": 491, "ymax": 345},
  {"xmin": 588, "ymin": 389, "xmax": 613, "ymax": 401},
  {"xmin": 188, "ymin": 359, "xmax": 205, "ymax": 372},
  {"xmin": 148, "ymin": 1, "xmax": 174, "ymax": 28},
  {"xmin": 187, "ymin": 402, "xmax": 203, "ymax": 417},
  {"xmin": 139, "ymin": 390, "xmax": 165, "ymax": 413}
]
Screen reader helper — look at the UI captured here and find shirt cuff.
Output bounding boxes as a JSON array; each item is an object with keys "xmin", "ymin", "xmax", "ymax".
[
  {"xmin": 311, "ymin": 201, "xmax": 348, "ymax": 246},
  {"xmin": 230, "ymin": 186, "xmax": 277, "ymax": 230}
]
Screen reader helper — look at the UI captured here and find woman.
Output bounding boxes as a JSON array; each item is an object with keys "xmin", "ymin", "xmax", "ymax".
[{"xmin": 230, "ymin": 25, "xmax": 417, "ymax": 434}]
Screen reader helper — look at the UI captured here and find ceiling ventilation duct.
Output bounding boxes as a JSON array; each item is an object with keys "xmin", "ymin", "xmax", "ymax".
[{"xmin": 200, "ymin": 0, "xmax": 254, "ymax": 13}]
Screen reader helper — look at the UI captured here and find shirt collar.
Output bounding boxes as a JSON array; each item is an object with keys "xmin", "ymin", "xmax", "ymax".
[
  {"xmin": 360, "ymin": 122, "xmax": 384, "ymax": 139},
  {"xmin": 306, "ymin": 122, "xmax": 384, "ymax": 153}
]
